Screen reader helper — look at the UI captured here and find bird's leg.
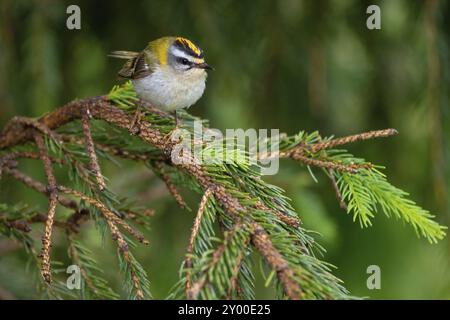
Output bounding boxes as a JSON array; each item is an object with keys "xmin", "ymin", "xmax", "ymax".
[
  {"xmin": 129, "ymin": 106, "xmax": 143, "ymax": 135},
  {"xmin": 174, "ymin": 110, "xmax": 181, "ymax": 128},
  {"xmin": 163, "ymin": 110, "xmax": 183, "ymax": 145}
]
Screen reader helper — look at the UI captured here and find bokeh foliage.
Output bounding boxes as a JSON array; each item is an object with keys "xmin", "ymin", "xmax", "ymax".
[{"xmin": 0, "ymin": 0, "xmax": 449, "ymax": 299}]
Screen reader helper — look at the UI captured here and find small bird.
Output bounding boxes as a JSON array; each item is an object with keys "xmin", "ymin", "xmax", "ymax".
[{"xmin": 110, "ymin": 36, "xmax": 212, "ymax": 112}]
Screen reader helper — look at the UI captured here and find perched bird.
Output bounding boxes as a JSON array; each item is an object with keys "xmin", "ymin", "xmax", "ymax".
[{"xmin": 110, "ymin": 36, "xmax": 212, "ymax": 112}]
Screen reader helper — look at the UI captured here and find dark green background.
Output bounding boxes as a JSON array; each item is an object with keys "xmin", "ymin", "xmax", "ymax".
[{"xmin": 0, "ymin": 0, "xmax": 449, "ymax": 299}]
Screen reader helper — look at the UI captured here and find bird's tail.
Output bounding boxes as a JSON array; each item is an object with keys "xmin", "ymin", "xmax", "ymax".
[{"xmin": 108, "ymin": 50, "xmax": 139, "ymax": 59}]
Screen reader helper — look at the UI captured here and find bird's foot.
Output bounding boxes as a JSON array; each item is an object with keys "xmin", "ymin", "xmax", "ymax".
[{"xmin": 129, "ymin": 107, "xmax": 143, "ymax": 135}]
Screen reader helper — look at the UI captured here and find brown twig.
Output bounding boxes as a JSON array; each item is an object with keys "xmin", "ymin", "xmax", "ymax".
[
  {"xmin": 34, "ymin": 131, "xmax": 58, "ymax": 283},
  {"xmin": 0, "ymin": 151, "xmax": 64, "ymax": 166},
  {"xmin": 58, "ymin": 185, "xmax": 147, "ymax": 299},
  {"xmin": 58, "ymin": 186, "xmax": 148, "ymax": 245},
  {"xmin": 187, "ymin": 221, "xmax": 246, "ymax": 300},
  {"xmin": 250, "ymin": 223, "xmax": 303, "ymax": 299},
  {"xmin": 1, "ymin": 116, "xmax": 61, "ymax": 145},
  {"xmin": 226, "ymin": 236, "xmax": 249, "ymax": 300},
  {"xmin": 328, "ymin": 169, "xmax": 348, "ymax": 211},
  {"xmin": 185, "ymin": 188, "xmax": 212, "ymax": 297},
  {"xmin": 0, "ymin": 211, "xmax": 77, "ymax": 234},
  {"xmin": 2, "ymin": 219, "xmax": 32, "ymax": 233},
  {"xmin": 81, "ymin": 109, "xmax": 106, "ymax": 190},
  {"xmin": 309, "ymin": 129, "xmax": 398, "ymax": 153},
  {"xmin": 153, "ymin": 161, "xmax": 187, "ymax": 209},
  {"xmin": 65, "ymin": 208, "xmax": 90, "ymax": 233},
  {"xmin": 3, "ymin": 165, "xmax": 146, "ymax": 241},
  {"xmin": 291, "ymin": 153, "xmax": 359, "ymax": 174},
  {"xmin": 103, "ymin": 215, "xmax": 144, "ymax": 299},
  {"xmin": 60, "ymin": 134, "xmax": 163, "ymax": 162},
  {"xmin": 254, "ymin": 201, "xmax": 300, "ymax": 228},
  {"xmin": 2, "ymin": 167, "xmax": 78, "ymax": 210}
]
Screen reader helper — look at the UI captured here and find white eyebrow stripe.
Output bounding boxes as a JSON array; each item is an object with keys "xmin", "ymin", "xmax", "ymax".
[{"xmin": 170, "ymin": 47, "xmax": 196, "ymax": 62}]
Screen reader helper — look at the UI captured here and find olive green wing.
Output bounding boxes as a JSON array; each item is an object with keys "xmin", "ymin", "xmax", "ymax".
[{"xmin": 109, "ymin": 50, "xmax": 154, "ymax": 79}]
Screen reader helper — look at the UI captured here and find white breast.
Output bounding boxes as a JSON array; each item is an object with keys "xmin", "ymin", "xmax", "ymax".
[{"xmin": 132, "ymin": 66, "xmax": 207, "ymax": 112}]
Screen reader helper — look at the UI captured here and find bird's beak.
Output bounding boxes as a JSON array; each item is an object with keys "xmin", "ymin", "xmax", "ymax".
[{"xmin": 196, "ymin": 62, "xmax": 214, "ymax": 70}]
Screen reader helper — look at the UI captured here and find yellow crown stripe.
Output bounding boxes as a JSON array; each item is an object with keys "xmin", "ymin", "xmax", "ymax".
[{"xmin": 177, "ymin": 37, "xmax": 202, "ymax": 56}]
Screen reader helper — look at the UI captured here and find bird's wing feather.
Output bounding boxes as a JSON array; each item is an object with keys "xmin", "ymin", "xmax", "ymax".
[
  {"xmin": 108, "ymin": 51, "xmax": 139, "ymax": 59},
  {"xmin": 109, "ymin": 50, "xmax": 154, "ymax": 79}
]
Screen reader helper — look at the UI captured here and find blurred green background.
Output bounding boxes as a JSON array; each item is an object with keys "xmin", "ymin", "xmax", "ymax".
[{"xmin": 0, "ymin": 0, "xmax": 449, "ymax": 299}]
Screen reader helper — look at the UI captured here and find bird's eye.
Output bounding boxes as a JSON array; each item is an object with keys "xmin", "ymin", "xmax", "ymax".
[{"xmin": 178, "ymin": 57, "xmax": 190, "ymax": 65}]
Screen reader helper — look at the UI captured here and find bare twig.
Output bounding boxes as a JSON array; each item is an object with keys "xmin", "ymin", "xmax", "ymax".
[
  {"xmin": 328, "ymin": 169, "xmax": 348, "ymax": 211},
  {"xmin": 1, "ymin": 116, "xmax": 61, "ymax": 145},
  {"xmin": 34, "ymin": 132, "xmax": 58, "ymax": 283},
  {"xmin": 291, "ymin": 153, "xmax": 359, "ymax": 174},
  {"xmin": 81, "ymin": 109, "xmax": 106, "ymax": 190},
  {"xmin": 2, "ymin": 219, "xmax": 32, "ymax": 233},
  {"xmin": 60, "ymin": 134, "xmax": 163, "ymax": 162},
  {"xmin": 0, "ymin": 151, "xmax": 64, "ymax": 166},
  {"xmin": 153, "ymin": 161, "xmax": 187, "ymax": 209},
  {"xmin": 309, "ymin": 129, "xmax": 398, "ymax": 153},
  {"xmin": 185, "ymin": 188, "xmax": 212, "ymax": 297},
  {"xmin": 2, "ymin": 167, "xmax": 77, "ymax": 209}
]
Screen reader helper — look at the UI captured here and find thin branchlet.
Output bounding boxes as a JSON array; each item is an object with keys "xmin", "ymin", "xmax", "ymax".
[
  {"xmin": 34, "ymin": 131, "xmax": 58, "ymax": 283},
  {"xmin": 185, "ymin": 188, "xmax": 212, "ymax": 297},
  {"xmin": 152, "ymin": 161, "xmax": 187, "ymax": 209},
  {"xmin": 58, "ymin": 186, "xmax": 149, "ymax": 245},
  {"xmin": 309, "ymin": 129, "xmax": 398, "ymax": 153},
  {"xmin": 0, "ymin": 92, "xmax": 431, "ymax": 301},
  {"xmin": 329, "ymin": 169, "xmax": 348, "ymax": 211},
  {"xmin": 81, "ymin": 109, "xmax": 106, "ymax": 190}
]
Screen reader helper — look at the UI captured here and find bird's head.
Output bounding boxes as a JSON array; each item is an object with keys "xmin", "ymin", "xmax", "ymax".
[{"xmin": 151, "ymin": 37, "xmax": 212, "ymax": 73}]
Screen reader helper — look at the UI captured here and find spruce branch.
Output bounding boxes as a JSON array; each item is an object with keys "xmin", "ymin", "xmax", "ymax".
[
  {"xmin": 335, "ymin": 168, "xmax": 446, "ymax": 243},
  {"xmin": 0, "ymin": 83, "xmax": 445, "ymax": 300},
  {"xmin": 186, "ymin": 220, "xmax": 251, "ymax": 300},
  {"xmin": 308, "ymin": 128, "xmax": 398, "ymax": 153},
  {"xmin": 290, "ymin": 153, "xmax": 360, "ymax": 174},
  {"xmin": 58, "ymin": 186, "xmax": 149, "ymax": 245},
  {"xmin": 67, "ymin": 234, "xmax": 119, "ymax": 299},
  {"xmin": 250, "ymin": 222, "xmax": 303, "ymax": 299}
]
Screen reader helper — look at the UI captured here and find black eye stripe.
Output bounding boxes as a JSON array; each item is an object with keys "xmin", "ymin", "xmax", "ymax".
[{"xmin": 177, "ymin": 57, "xmax": 191, "ymax": 66}]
